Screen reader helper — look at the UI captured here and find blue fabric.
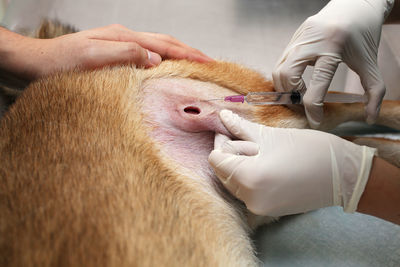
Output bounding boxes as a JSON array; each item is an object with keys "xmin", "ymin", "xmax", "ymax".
[{"xmin": 254, "ymin": 207, "xmax": 400, "ymax": 266}]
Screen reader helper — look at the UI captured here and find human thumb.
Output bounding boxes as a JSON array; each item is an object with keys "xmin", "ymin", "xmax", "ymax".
[
  {"xmin": 131, "ymin": 46, "xmax": 161, "ymax": 68},
  {"xmin": 98, "ymin": 41, "xmax": 162, "ymax": 68},
  {"xmin": 88, "ymin": 40, "xmax": 161, "ymax": 68},
  {"xmin": 219, "ymin": 110, "xmax": 261, "ymax": 142},
  {"xmin": 145, "ymin": 50, "xmax": 162, "ymax": 67},
  {"xmin": 124, "ymin": 42, "xmax": 162, "ymax": 68}
]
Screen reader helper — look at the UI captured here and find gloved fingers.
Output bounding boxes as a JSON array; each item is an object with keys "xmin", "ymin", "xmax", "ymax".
[
  {"xmin": 358, "ymin": 64, "xmax": 385, "ymax": 124},
  {"xmin": 220, "ymin": 140, "xmax": 259, "ymax": 156},
  {"xmin": 272, "ymin": 20, "xmax": 317, "ymax": 94},
  {"xmin": 219, "ymin": 110, "xmax": 262, "ymax": 142},
  {"xmin": 272, "ymin": 51, "xmax": 309, "ymax": 93},
  {"xmin": 208, "ymin": 149, "xmax": 243, "ymax": 194},
  {"xmin": 214, "ymin": 133, "xmax": 231, "ymax": 150},
  {"xmin": 303, "ymin": 55, "xmax": 341, "ymax": 128}
]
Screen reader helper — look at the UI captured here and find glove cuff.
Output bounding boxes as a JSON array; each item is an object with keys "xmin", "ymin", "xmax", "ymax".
[{"xmin": 343, "ymin": 146, "xmax": 377, "ymax": 213}]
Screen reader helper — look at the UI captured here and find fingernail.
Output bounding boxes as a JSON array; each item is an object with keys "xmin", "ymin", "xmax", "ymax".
[{"xmin": 147, "ymin": 50, "xmax": 161, "ymax": 66}]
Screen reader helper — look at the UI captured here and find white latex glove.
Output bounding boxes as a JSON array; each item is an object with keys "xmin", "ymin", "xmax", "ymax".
[
  {"xmin": 208, "ymin": 110, "xmax": 377, "ymax": 217},
  {"xmin": 272, "ymin": 0, "xmax": 395, "ymax": 128}
]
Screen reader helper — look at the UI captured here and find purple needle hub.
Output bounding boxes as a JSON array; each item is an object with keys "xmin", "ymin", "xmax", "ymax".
[{"xmin": 224, "ymin": 95, "xmax": 245, "ymax": 103}]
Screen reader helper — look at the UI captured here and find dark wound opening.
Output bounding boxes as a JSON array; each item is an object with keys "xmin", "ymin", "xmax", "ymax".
[{"xmin": 183, "ymin": 106, "xmax": 201, "ymax": 115}]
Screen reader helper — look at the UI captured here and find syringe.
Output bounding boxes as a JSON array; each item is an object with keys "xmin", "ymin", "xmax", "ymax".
[{"xmin": 207, "ymin": 91, "xmax": 367, "ymax": 105}]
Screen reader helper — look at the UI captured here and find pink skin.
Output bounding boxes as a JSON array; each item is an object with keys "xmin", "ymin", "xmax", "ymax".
[
  {"xmin": 142, "ymin": 78, "xmax": 253, "ymax": 181},
  {"xmin": 169, "ymin": 97, "xmax": 233, "ymax": 137}
]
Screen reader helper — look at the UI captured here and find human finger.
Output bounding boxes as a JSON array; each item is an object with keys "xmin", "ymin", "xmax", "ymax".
[
  {"xmin": 82, "ymin": 39, "xmax": 161, "ymax": 68},
  {"xmin": 272, "ymin": 20, "xmax": 315, "ymax": 93},
  {"xmin": 219, "ymin": 110, "xmax": 263, "ymax": 142},
  {"xmin": 358, "ymin": 63, "xmax": 385, "ymax": 124},
  {"xmin": 272, "ymin": 50, "xmax": 310, "ymax": 93},
  {"xmin": 140, "ymin": 37, "xmax": 212, "ymax": 62},
  {"xmin": 208, "ymin": 149, "xmax": 243, "ymax": 194},
  {"xmin": 303, "ymin": 55, "xmax": 341, "ymax": 128},
  {"xmin": 214, "ymin": 133, "xmax": 231, "ymax": 150},
  {"xmin": 220, "ymin": 140, "xmax": 259, "ymax": 156},
  {"xmin": 87, "ymin": 24, "xmax": 213, "ymax": 62},
  {"xmin": 140, "ymin": 31, "xmax": 208, "ymax": 55}
]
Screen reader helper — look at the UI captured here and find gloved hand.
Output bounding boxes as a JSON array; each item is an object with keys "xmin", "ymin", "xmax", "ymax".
[
  {"xmin": 208, "ymin": 110, "xmax": 377, "ymax": 217},
  {"xmin": 272, "ymin": 0, "xmax": 395, "ymax": 128}
]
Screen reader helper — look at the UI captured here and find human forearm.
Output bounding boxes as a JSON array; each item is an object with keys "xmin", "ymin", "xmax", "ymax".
[{"xmin": 358, "ymin": 157, "xmax": 400, "ymax": 225}]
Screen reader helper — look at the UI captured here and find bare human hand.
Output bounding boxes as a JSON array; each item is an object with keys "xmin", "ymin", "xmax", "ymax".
[{"xmin": 0, "ymin": 24, "xmax": 213, "ymax": 80}]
